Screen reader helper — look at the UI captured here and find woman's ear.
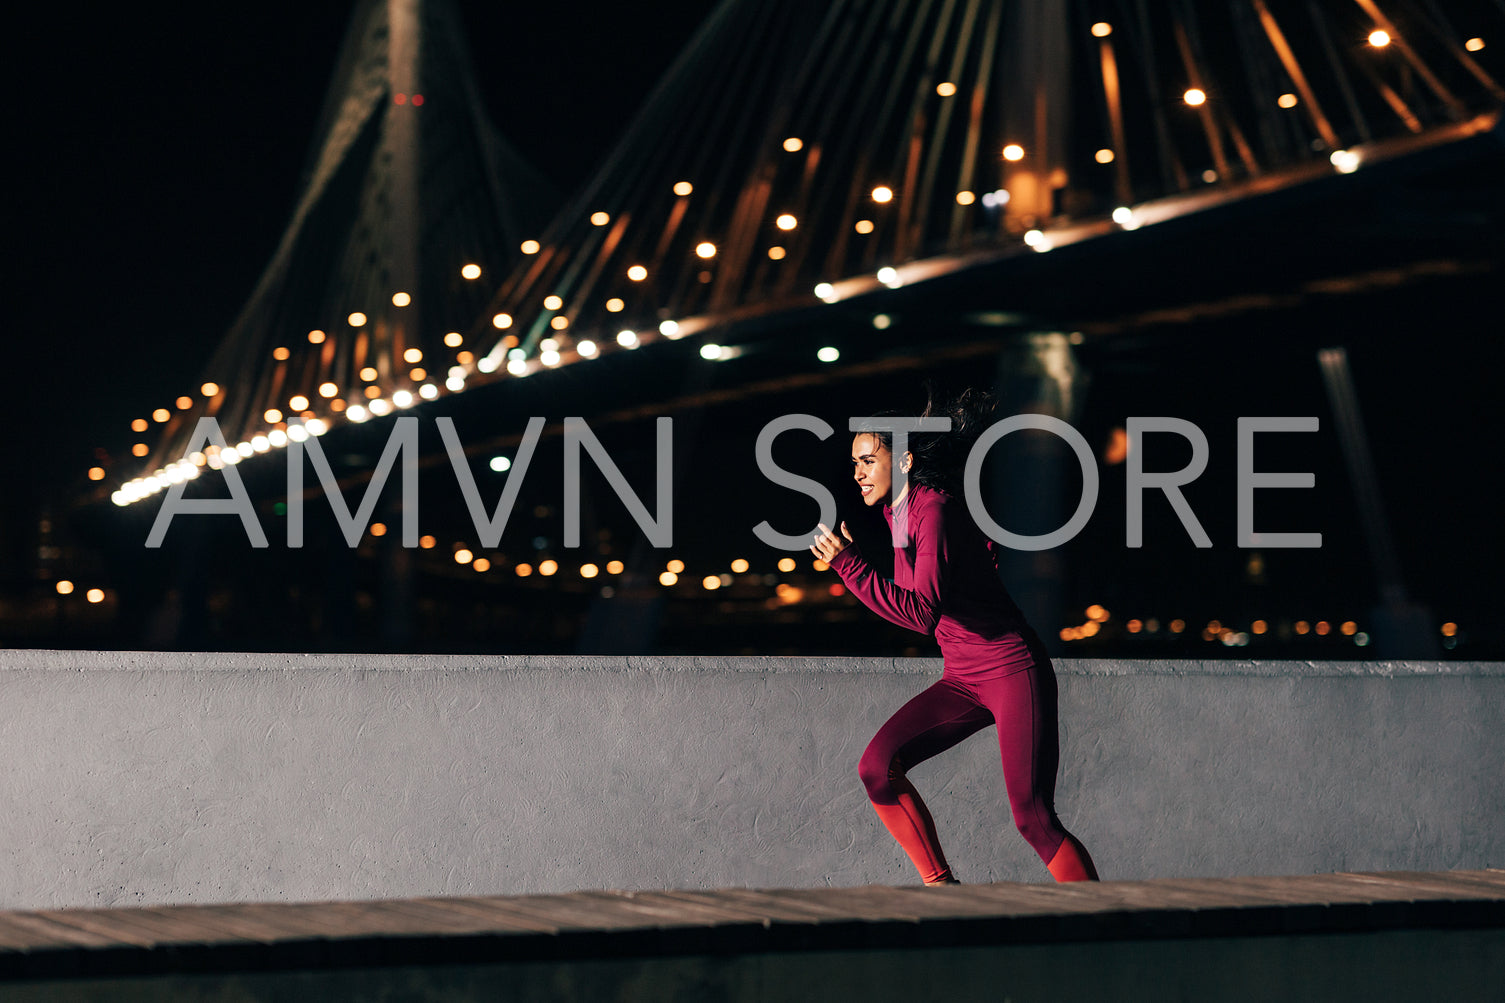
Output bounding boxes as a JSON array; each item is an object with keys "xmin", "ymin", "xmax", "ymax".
[{"xmin": 901, "ymin": 452, "xmax": 913, "ymax": 472}]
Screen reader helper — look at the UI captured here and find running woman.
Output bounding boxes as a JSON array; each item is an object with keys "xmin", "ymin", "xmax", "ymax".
[{"xmin": 810, "ymin": 388, "xmax": 1099, "ymax": 884}]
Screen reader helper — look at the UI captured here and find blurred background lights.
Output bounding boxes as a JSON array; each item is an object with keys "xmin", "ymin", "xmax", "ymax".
[
  {"xmin": 673, "ymin": 181, "xmax": 693, "ymax": 195},
  {"xmin": 86, "ymin": 589, "xmax": 104, "ymax": 604},
  {"xmin": 539, "ymin": 559, "xmax": 558, "ymax": 576},
  {"xmin": 472, "ymin": 558, "xmax": 491, "ymax": 573},
  {"xmin": 391, "ymin": 390, "xmax": 414, "ymax": 408},
  {"xmin": 775, "ymin": 213, "xmax": 797, "ymax": 230},
  {"xmin": 419, "ymin": 383, "xmax": 438, "ymax": 399},
  {"xmin": 659, "ymin": 571, "xmax": 678, "ymax": 586},
  {"xmin": 606, "ymin": 560, "xmax": 624, "ymax": 574},
  {"xmin": 477, "ymin": 356, "xmax": 499, "ymax": 372},
  {"xmin": 782, "ymin": 137, "xmax": 803, "ymax": 152},
  {"xmin": 264, "ymin": 408, "xmax": 282, "ymax": 423},
  {"xmin": 582, "ymin": 564, "xmax": 599, "ymax": 579},
  {"xmin": 1095, "ymin": 148, "xmax": 1115, "ymax": 164},
  {"xmin": 541, "ymin": 338, "xmax": 558, "ymax": 352},
  {"xmin": 273, "ymin": 346, "xmax": 291, "ymax": 360},
  {"xmin": 507, "ymin": 359, "xmax": 528, "ymax": 376},
  {"xmin": 131, "ymin": 418, "xmax": 148, "ymax": 432},
  {"xmin": 813, "ymin": 282, "xmax": 836, "ymax": 302},
  {"xmin": 444, "ymin": 332, "xmax": 463, "ymax": 347},
  {"xmin": 605, "ymin": 297, "xmax": 624, "ymax": 312},
  {"xmin": 360, "ymin": 366, "xmax": 379, "ymax": 381},
  {"xmin": 200, "ymin": 382, "xmax": 219, "ymax": 397},
  {"xmin": 871, "ymin": 185, "xmax": 893, "ymax": 202},
  {"xmin": 153, "ymin": 408, "xmax": 170, "ymax": 422},
  {"xmin": 577, "ymin": 339, "xmax": 598, "ymax": 357},
  {"xmin": 454, "ymin": 548, "xmax": 473, "ymax": 565},
  {"xmin": 56, "ymin": 580, "xmax": 74, "ymax": 595},
  {"xmin": 1278, "ymin": 92, "xmax": 1298, "ymax": 108},
  {"xmin": 520, "ymin": 239, "xmax": 540, "ymax": 254},
  {"xmin": 540, "ymin": 350, "xmax": 561, "ymax": 366},
  {"xmin": 1368, "ymin": 30, "xmax": 1390, "ymax": 47},
  {"xmin": 817, "ymin": 346, "xmax": 840, "ymax": 362},
  {"xmin": 460, "ymin": 263, "xmax": 481, "ymax": 279},
  {"xmin": 872, "ymin": 313, "xmax": 892, "ymax": 329},
  {"xmin": 489, "ymin": 455, "xmax": 511, "ymax": 473},
  {"xmin": 543, "ymin": 294, "xmax": 563, "ymax": 310},
  {"xmin": 590, "ymin": 211, "xmax": 610, "ymax": 226},
  {"xmin": 391, "ymin": 291, "xmax": 411, "ymax": 307},
  {"xmin": 700, "ymin": 343, "xmax": 723, "ymax": 360},
  {"xmin": 666, "ymin": 559, "xmax": 685, "ymax": 573},
  {"xmin": 935, "ymin": 81, "xmax": 956, "ymax": 97},
  {"xmin": 1002, "ymin": 143, "xmax": 1025, "ymax": 161},
  {"xmin": 1112, "ymin": 206, "xmax": 1134, "ymax": 224},
  {"xmin": 877, "ymin": 266, "xmax": 901, "ymax": 287},
  {"xmin": 1091, "ymin": 22, "xmax": 1112, "ymax": 36},
  {"xmin": 659, "ymin": 319, "xmax": 680, "ymax": 336},
  {"xmin": 347, "ymin": 312, "xmax": 367, "ymax": 326},
  {"xmin": 1466, "ymin": 37, "xmax": 1485, "ymax": 52},
  {"xmin": 87, "ymin": 467, "xmax": 105, "ymax": 481},
  {"xmin": 492, "ymin": 312, "xmax": 513, "ymax": 329},
  {"xmin": 627, "ymin": 265, "xmax": 648, "ymax": 281},
  {"xmin": 955, "ymin": 190, "xmax": 975, "ymax": 205},
  {"xmin": 777, "ymin": 557, "xmax": 796, "ymax": 572},
  {"xmin": 695, "ymin": 241, "xmax": 717, "ymax": 259},
  {"xmin": 308, "ymin": 329, "xmax": 326, "ymax": 344},
  {"xmin": 175, "ymin": 396, "xmax": 193, "ymax": 410},
  {"xmin": 617, "ymin": 330, "xmax": 638, "ymax": 348},
  {"xmin": 1330, "ymin": 149, "xmax": 1360, "ymax": 173},
  {"xmin": 289, "ymin": 394, "xmax": 309, "ymax": 410},
  {"xmin": 550, "ymin": 316, "xmax": 569, "ymax": 330},
  {"xmin": 318, "ymin": 382, "xmax": 338, "ymax": 398},
  {"xmin": 403, "ymin": 347, "xmax": 423, "ymax": 363},
  {"xmin": 730, "ymin": 559, "xmax": 749, "ymax": 573},
  {"xmin": 1184, "ymin": 88, "xmax": 1206, "ymax": 105},
  {"xmin": 346, "ymin": 405, "xmax": 369, "ymax": 423},
  {"xmin": 854, "ymin": 219, "xmax": 875, "ymax": 234}
]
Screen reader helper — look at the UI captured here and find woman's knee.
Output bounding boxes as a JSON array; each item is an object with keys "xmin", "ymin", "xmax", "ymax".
[{"xmin": 858, "ymin": 744, "xmax": 898, "ymax": 801}]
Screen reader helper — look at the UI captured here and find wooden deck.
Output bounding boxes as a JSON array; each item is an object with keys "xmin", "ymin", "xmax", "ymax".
[{"xmin": 1, "ymin": 870, "xmax": 1502, "ymax": 985}]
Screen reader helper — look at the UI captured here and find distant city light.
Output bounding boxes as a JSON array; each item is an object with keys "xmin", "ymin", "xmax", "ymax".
[
  {"xmin": 540, "ymin": 350, "xmax": 561, "ymax": 366},
  {"xmin": 543, "ymin": 295, "xmax": 563, "ymax": 310},
  {"xmin": 347, "ymin": 405, "xmax": 369, "ymax": 423},
  {"xmin": 507, "ymin": 359, "xmax": 527, "ymax": 376},
  {"xmin": 308, "ymin": 329, "xmax": 326, "ymax": 344},
  {"xmin": 445, "ymin": 332, "xmax": 463, "ymax": 347},
  {"xmin": 782, "ymin": 137, "xmax": 803, "ymax": 152},
  {"xmin": 86, "ymin": 589, "xmax": 104, "ymax": 604},
  {"xmin": 871, "ymin": 185, "xmax": 893, "ymax": 202},
  {"xmin": 617, "ymin": 330, "xmax": 639, "ymax": 348},
  {"xmin": 454, "ymin": 549, "xmax": 473, "ymax": 565},
  {"xmin": 1278, "ymin": 92, "xmax": 1298, "ymax": 108},
  {"xmin": 152, "ymin": 408, "xmax": 170, "ymax": 422},
  {"xmin": 419, "ymin": 383, "xmax": 438, "ymax": 399},
  {"xmin": 628, "ymin": 265, "xmax": 648, "ymax": 281},
  {"xmin": 1466, "ymin": 37, "xmax": 1485, "ymax": 52},
  {"xmin": 577, "ymin": 339, "xmax": 597, "ymax": 357},
  {"xmin": 590, "ymin": 211, "xmax": 610, "ymax": 226},
  {"xmin": 200, "ymin": 382, "xmax": 219, "ymax": 397},
  {"xmin": 264, "ymin": 408, "xmax": 282, "ymax": 423},
  {"xmin": 472, "ymin": 558, "xmax": 491, "ymax": 573},
  {"xmin": 1112, "ymin": 206, "xmax": 1134, "ymax": 225},
  {"xmin": 56, "ymin": 580, "xmax": 74, "ymax": 595},
  {"xmin": 813, "ymin": 282, "xmax": 836, "ymax": 302},
  {"xmin": 1095, "ymin": 148, "xmax": 1115, "ymax": 164},
  {"xmin": 131, "ymin": 418, "xmax": 148, "ymax": 432},
  {"xmin": 392, "ymin": 390, "xmax": 414, "ymax": 408},
  {"xmin": 1184, "ymin": 88, "xmax": 1206, "ymax": 106},
  {"xmin": 1091, "ymin": 22, "xmax": 1112, "ymax": 37},
  {"xmin": 273, "ymin": 347, "xmax": 290, "ymax": 360},
  {"xmin": 515, "ymin": 563, "xmax": 533, "ymax": 577},
  {"xmin": 659, "ymin": 320, "xmax": 680, "ymax": 337},
  {"xmin": 872, "ymin": 314, "xmax": 892, "ymax": 329},
  {"xmin": 520, "ymin": 240, "xmax": 540, "ymax": 254},
  {"xmin": 348, "ymin": 312, "xmax": 367, "ymax": 326},
  {"xmin": 777, "ymin": 557, "xmax": 796, "ymax": 572},
  {"xmin": 700, "ymin": 344, "xmax": 723, "ymax": 361},
  {"xmin": 404, "ymin": 348, "xmax": 423, "ymax": 363},
  {"xmin": 696, "ymin": 241, "xmax": 717, "ymax": 259},
  {"xmin": 87, "ymin": 467, "xmax": 104, "ymax": 481},
  {"xmin": 1002, "ymin": 144, "xmax": 1025, "ymax": 161},
  {"xmin": 817, "ymin": 346, "xmax": 840, "ymax": 362},
  {"xmin": 854, "ymin": 219, "xmax": 875, "ymax": 234},
  {"xmin": 550, "ymin": 316, "xmax": 569, "ymax": 330},
  {"xmin": 461, "ymin": 264, "xmax": 481, "ymax": 280},
  {"xmin": 492, "ymin": 312, "xmax": 513, "ymax": 329},
  {"xmin": 775, "ymin": 213, "xmax": 798, "ymax": 230},
  {"xmin": 935, "ymin": 81, "xmax": 956, "ymax": 97},
  {"xmin": 955, "ymin": 190, "xmax": 975, "ymax": 205},
  {"xmin": 539, "ymin": 560, "xmax": 558, "ymax": 576},
  {"xmin": 673, "ymin": 181, "xmax": 693, "ymax": 195},
  {"xmin": 1368, "ymin": 30, "xmax": 1390, "ymax": 47},
  {"xmin": 391, "ymin": 291, "xmax": 411, "ymax": 307},
  {"xmin": 605, "ymin": 298, "xmax": 624, "ymax": 312},
  {"xmin": 877, "ymin": 266, "xmax": 901, "ymax": 288},
  {"xmin": 582, "ymin": 564, "xmax": 599, "ymax": 579},
  {"xmin": 318, "ymin": 382, "xmax": 338, "ymax": 398},
  {"xmin": 490, "ymin": 455, "xmax": 511, "ymax": 472}
]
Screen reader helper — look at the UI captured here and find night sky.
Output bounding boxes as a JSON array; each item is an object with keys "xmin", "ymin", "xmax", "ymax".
[{"xmin": 9, "ymin": 0, "xmax": 719, "ymax": 488}]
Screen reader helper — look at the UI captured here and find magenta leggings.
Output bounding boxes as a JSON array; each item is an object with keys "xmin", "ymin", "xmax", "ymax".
[{"xmin": 858, "ymin": 659, "xmax": 1069, "ymax": 864}]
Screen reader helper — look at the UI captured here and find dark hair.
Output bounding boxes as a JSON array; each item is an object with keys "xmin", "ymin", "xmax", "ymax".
[{"xmin": 862, "ymin": 384, "xmax": 997, "ymax": 494}]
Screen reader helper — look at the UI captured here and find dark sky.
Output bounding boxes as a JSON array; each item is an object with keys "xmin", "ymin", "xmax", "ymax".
[{"xmin": 9, "ymin": 0, "xmax": 719, "ymax": 491}]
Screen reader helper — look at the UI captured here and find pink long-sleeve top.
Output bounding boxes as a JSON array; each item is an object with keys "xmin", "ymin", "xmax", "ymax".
[{"xmin": 827, "ymin": 484, "xmax": 1035, "ymax": 677}]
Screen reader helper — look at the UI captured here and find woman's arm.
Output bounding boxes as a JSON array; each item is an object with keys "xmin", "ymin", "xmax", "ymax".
[{"xmin": 820, "ymin": 507, "xmax": 947, "ymax": 634}]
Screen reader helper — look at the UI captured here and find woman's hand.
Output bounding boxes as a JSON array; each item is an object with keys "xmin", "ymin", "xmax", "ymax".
[{"xmin": 810, "ymin": 521, "xmax": 853, "ymax": 564}]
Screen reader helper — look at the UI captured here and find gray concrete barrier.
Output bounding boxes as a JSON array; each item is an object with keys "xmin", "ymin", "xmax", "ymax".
[{"xmin": 1, "ymin": 651, "xmax": 1501, "ymax": 910}]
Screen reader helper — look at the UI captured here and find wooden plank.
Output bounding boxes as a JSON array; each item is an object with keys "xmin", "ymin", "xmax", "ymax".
[
  {"xmin": 455, "ymin": 894, "xmax": 662, "ymax": 932},
  {"xmin": 0, "ymin": 914, "xmax": 105, "ymax": 951},
  {"xmin": 693, "ymin": 888, "xmax": 861, "ymax": 922},
  {"xmin": 571, "ymin": 890, "xmax": 757, "ymax": 928},
  {"xmin": 410, "ymin": 897, "xmax": 564, "ymax": 935},
  {"xmin": 27, "ymin": 910, "xmax": 164, "ymax": 948},
  {"xmin": 1345, "ymin": 871, "xmax": 1505, "ymax": 899}
]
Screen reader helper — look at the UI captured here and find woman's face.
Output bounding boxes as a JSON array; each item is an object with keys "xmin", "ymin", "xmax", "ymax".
[{"xmin": 851, "ymin": 433, "xmax": 905, "ymax": 506}]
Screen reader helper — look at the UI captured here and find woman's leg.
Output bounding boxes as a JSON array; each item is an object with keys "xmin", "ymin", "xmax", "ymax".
[
  {"xmin": 858, "ymin": 677, "xmax": 993, "ymax": 884},
  {"xmin": 979, "ymin": 661, "xmax": 1100, "ymax": 882}
]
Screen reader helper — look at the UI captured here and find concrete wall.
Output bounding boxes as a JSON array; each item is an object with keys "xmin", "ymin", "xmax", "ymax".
[{"xmin": 1, "ymin": 651, "xmax": 1501, "ymax": 910}]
